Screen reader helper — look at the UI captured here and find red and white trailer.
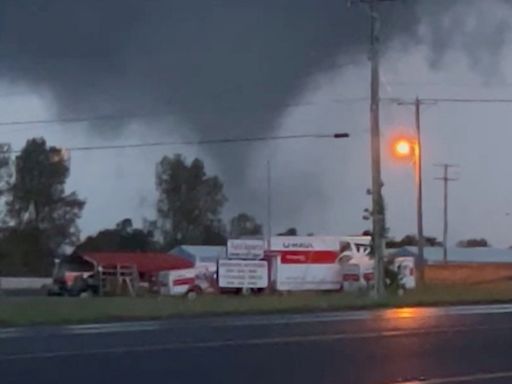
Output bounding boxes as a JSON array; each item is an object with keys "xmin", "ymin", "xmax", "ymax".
[
  {"xmin": 158, "ymin": 267, "xmax": 216, "ymax": 297},
  {"xmin": 267, "ymin": 236, "xmax": 371, "ymax": 291}
]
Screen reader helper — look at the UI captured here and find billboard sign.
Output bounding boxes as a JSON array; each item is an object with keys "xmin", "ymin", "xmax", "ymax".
[
  {"xmin": 227, "ymin": 239, "xmax": 265, "ymax": 260},
  {"xmin": 218, "ymin": 259, "xmax": 268, "ymax": 288}
]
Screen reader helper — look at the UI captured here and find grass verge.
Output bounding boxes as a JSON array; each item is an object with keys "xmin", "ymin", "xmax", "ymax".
[{"xmin": 1, "ymin": 281, "xmax": 512, "ymax": 327}]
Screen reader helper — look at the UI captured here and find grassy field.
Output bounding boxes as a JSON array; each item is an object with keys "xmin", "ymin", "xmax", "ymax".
[{"xmin": 1, "ymin": 281, "xmax": 512, "ymax": 326}]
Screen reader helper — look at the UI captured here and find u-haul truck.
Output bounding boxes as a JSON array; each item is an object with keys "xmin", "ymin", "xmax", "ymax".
[
  {"xmin": 267, "ymin": 236, "xmax": 371, "ymax": 291},
  {"xmin": 158, "ymin": 267, "xmax": 217, "ymax": 297}
]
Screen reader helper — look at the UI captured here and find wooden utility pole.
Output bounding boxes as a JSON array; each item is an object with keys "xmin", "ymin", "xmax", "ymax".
[
  {"xmin": 350, "ymin": 0, "xmax": 397, "ymax": 296},
  {"xmin": 368, "ymin": 0, "xmax": 386, "ymax": 296},
  {"xmin": 392, "ymin": 97, "xmax": 436, "ymax": 284},
  {"xmin": 434, "ymin": 164, "xmax": 458, "ymax": 263},
  {"xmin": 414, "ymin": 97, "xmax": 425, "ymax": 283}
]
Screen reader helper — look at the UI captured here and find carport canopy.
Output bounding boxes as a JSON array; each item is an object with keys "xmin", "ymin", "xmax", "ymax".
[{"xmin": 81, "ymin": 252, "xmax": 194, "ymax": 275}]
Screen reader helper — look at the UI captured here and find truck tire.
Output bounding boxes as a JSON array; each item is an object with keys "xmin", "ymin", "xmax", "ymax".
[
  {"xmin": 79, "ymin": 290, "xmax": 93, "ymax": 298},
  {"xmin": 69, "ymin": 276, "xmax": 87, "ymax": 297},
  {"xmin": 185, "ymin": 285, "xmax": 202, "ymax": 300}
]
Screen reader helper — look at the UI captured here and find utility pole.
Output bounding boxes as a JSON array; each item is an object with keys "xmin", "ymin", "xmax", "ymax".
[
  {"xmin": 368, "ymin": 0, "xmax": 385, "ymax": 297},
  {"xmin": 266, "ymin": 159, "xmax": 272, "ymax": 249},
  {"xmin": 434, "ymin": 164, "xmax": 459, "ymax": 263},
  {"xmin": 414, "ymin": 97, "xmax": 425, "ymax": 284},
  {"xmin": 392, "ymin": 97, "xmax": 436, "ymax": 285},
  {"xmin": 350, "ymin": 0, "xmax": 396, "ymax": 297}
]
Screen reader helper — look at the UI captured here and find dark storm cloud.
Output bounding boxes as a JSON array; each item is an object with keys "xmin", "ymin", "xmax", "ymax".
[{"xmin": 0, "ymin": 0, "xmax": 508, "ymax": 158}]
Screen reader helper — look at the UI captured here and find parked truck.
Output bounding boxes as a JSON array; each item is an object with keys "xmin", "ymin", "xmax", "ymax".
[{"xmin": 266, "ymin": 236, "xmax": 372, "ymax": 292}]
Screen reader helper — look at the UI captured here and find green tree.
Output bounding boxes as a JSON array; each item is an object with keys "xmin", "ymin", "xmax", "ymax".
[
  {"xmin": 0, "ymin": 143, "xmax": 14, "ymax": 225},
  {"xmin": 156, "ymin": 154, "xmax": 227, "ymax": 247},
  {"xmin": 277, "ymin": 227, "xmax": 298, "ymax": 236},
  {"xmin": 6, "ymin": 138, "xmax": 85, "ymax": 253},
  {"xmin": 387, "ymin": 234, "xmax": 442, "ymax": 248},
  {"xmin": 456, "ymin": 238, "xmax": 490, "ymax": 248},
  {"xmin": 77, "ymin": 218, "xmax": 157, "ymax": 252},
  {"xmin": 229, "ymin": 213, "xmax": 263, "ymax": 238},
  {"xmin": 0, "ymin": 228, "xmax": 51, "ymax": 276},
  {"xmin": 202, "ymin": 218, "xmax": 228, "ymax": 246}
]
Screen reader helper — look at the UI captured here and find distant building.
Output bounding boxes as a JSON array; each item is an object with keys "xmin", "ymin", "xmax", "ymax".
[
  {"xmin": 387, "ymin": 246, "xmax": 512, "ymax": 264},
  {"xmin": 171, "ymin": 245, "xmax": 226, "ymax": 273}
]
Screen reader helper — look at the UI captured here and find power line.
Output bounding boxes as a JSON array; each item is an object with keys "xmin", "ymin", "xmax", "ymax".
[
  {"xmin": 424, "ymin": 97, "xmax": 512, "ymax": 103},
  {"xmin": 383, "ymin": 80, "xmax": 512, "ymax": 89},
  {"xmin": 10, "ymin": 132, "xmax": 350, "ymax": 154},
  {"xmin": 0, "ymin": 90, "xmax": 40, "ymax": 99},
  {"xmin": 0, "ymin": 111, "xmax": 160, "ymax": 127},
  {"xmin": 0, "ymin": 96, "xmax": 369, "ymax": 132},
  {"xmin": 1, "ymin": 95, "xmax": 511, "ymax": 133},
  {"xmin": 384, "ymin": 97, "xmax": 512, "ymax": 104}
]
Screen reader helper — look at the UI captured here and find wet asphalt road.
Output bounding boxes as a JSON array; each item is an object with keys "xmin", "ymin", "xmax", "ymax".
[{"xmin": 2, "ymin": 305, "xmax": 512, "ymax": 384}]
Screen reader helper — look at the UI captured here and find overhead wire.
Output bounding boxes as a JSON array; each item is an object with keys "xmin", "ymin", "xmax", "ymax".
[
  {"xmin": 382, "ymin": 97, "xmax": 512, "ymax": 104},
  {"xmin": 422, "ymin": 97, "xmax": 512, "ymax": 103},
  {"xmin": 0, "ymin": 96, "xmax": 369, "ymax": 133},
  {"xmin": 0, "ymin": 95, "xmax": 510, "ymax": 153},
  {"xmin": 9, "ymin": 132, "xmax": 351, "ymax": 154}
]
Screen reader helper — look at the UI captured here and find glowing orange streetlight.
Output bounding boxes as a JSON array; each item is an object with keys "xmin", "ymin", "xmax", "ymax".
[
  {"xmin": 391, "ymin": 137, "xmax": 418, "ymax": 162},
  {"xmin": 394, "ymin": 139, "xmax": 413, "ymax": 158}
]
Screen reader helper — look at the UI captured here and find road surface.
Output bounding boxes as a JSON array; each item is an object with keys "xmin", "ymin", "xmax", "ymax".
[{"xmin": 2, "ymin": 304, "xmax": 512, "ymax": 384}]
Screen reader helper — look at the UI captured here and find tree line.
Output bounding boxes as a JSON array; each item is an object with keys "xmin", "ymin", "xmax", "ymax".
[
  {"xmin": 386, "ymin": 234, "xmax": 490, "ymax": 249},
  {"xmin": 0, "ymin": 138, "xmax": 494, "ymax": 276},
  {"xmin": 0, "ymin": 139, "xmax": 269, "ymax": 275}
]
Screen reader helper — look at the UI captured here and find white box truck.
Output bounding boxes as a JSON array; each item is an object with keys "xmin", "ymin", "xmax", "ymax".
[{"xmin": 267, "ymin": 236, "xmax": 372, "ymax": 291}]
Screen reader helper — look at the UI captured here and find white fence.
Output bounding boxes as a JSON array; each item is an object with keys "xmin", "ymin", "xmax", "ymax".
[{"xmin": 0, "ymin": 277, "xmax": 51, "ymax": 290}]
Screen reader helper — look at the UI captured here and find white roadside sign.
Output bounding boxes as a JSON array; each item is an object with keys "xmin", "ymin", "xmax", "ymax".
[
  {"xmin": 270, "ymin": 236, "xmax": 345, "ymax": 251},
  {"xmin": 227, "ymin": 239, "xmax": 265, "ymax": 260},
  {"xmin": 270, "ymin": 236, "xmax": 371, "ymax": 252},
  {"xmin": 218, "ymin": 259, "xmax": 268, "ymax": 288}
]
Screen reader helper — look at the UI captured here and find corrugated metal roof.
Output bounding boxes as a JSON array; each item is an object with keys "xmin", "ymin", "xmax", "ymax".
[
  {"xmin": 82, "ymin": 252, "xmax": 193, "ymax": 274},
  {"xmin": 387, "ymin": 247, "xmax": 512, "ymax": 264},
  {"xmin": 171, "ymin": 245, "xmax": 226, "ymax": 263}
]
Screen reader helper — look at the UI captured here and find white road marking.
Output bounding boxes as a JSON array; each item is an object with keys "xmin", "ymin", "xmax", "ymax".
[
  {"xmin": 0, "ymin": 328, "xmax": 23, "ymax": 339},
  {"xmin": 441, "ymin": 304, "xmax": 512, "ymax": 316},
  {"xmin": 2, "ymin": 303, "xmax": 512, "ymax": 338},
  {"xmin": 205, "ymin": 310, "xmax": 375, "ymax": 327},
  {"xmin": 60, "ymin": 310, "xmax": 376, "ymax": 334},
  {"xmin": 193, "ymin": 304, "xmax": 512, "ymax": 328},
  {"xmin": 0, "ymin": 323, "xmax": 511, "ymax": 361},
  {"xmin": 64, "ymin": 321, "xmax": 161, "ymax": 334},
  {"xmin": 397, "ymin": 370, "xmax": 512, "ymax": 383}
]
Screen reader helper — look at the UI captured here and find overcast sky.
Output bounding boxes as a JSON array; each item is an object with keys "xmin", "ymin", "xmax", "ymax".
[{"xmin": 0, "ymin": 0, "xmax": 511, "ymax": 246}]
